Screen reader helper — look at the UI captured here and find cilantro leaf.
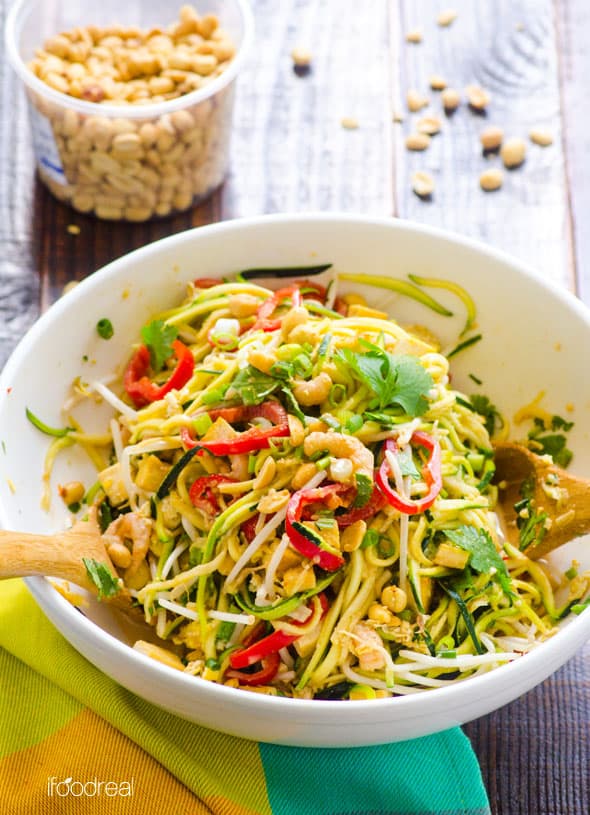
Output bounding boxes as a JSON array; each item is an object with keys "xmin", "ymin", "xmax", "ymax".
[
  {"xmin": 229, "ymin": 365, "xmax": 280, "ymax": 406},
  {"xmin": 468, "ymin": 394, "xmax": 503, "ymax": 437},
  {"xmin": 527, "ymin": 415, "xmax": 574, "ymax": 468},
  {"xmin": 335, "ymin": 346, "xmax": 432, "ymax": 417},
  {"xmin": 444, "ymin": 525, "xmax": 511, "ymax": 594},
  {"xmin": 82, "ymin": 558, "xmax": 121, "ymax": 600},
  {"xmin": 141, "ymin": 320, "xmax": 178, "ymax": 373}
]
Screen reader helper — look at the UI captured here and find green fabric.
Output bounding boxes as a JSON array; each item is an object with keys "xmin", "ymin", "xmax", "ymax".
[{"xmin": 0, "ymin": 579, "xmax": 491, "ymax": 815}]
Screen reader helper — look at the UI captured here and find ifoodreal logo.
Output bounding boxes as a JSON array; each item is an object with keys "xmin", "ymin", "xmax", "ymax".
[{"xmin": 47, "ymin": 776, "xmax": 134, "ymax": 798}]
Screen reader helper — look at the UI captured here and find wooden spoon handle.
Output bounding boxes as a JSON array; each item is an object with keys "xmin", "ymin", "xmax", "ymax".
[{"xmin": 0, "ymin": 529, "xmax": 106, "ymax": 590}]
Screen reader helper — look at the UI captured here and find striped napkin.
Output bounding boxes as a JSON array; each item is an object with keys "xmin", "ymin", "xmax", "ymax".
[{"xmin": 0, "ymin": 579, "xmax": 491, "ymax": 815}]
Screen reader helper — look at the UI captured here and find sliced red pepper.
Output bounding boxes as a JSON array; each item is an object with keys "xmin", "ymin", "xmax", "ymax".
[
  {"xmin": 189, "ymin": 474, "xmax": 237, "ymax": 516},
  {"xmin": 208, "ymin": 402, "xmax": 287, "ymax": 427},
  {"xmin": 194, "ymin": 277, "xmax": 222, "ymax": 288},
  {"xmin": 336, "ymin": 484, "xmax": 387, "ymax": 527},
  {"xmin": 225, "ymin": 651, "xmax": 281, "ymax": 686},
  {"xmin": 124, "ymin": 340, "xmax": 194, "ymax": 408},
  {"xmin": 295, "ymin": 279, "xmax": 327, "ymax": 302},
  {"xmin": 229, "ymin": 595, "xmax": 329, "ymax": 670},
  {"xmin": 285, "ymin": 484, "xmax": 350, "ymax": 571},
  {"xmin": 181, "ymin": 401, "xmax": 290, "ymax": 456},
  {"xmin": 375, "ymin": 431, "xmax": 442, "ymax": 514},
  {"xmin": 240, "ymin": 513, "xmax": 260, "ymax": 543},
  {"xmin": 252, "ymin": 285, "xmax": 302, "ymax": 332}
]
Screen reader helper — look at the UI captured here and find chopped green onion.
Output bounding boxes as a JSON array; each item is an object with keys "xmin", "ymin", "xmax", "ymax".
[
  {"xmin": 361, "ymin": 528, "xmax": 380, "ymax": 549},
  {"xmin": 96, "ymin": 318, "xmax": 114, "ymax": 339},
  {"xmin": 248, "ymin": 454, "xmax": 257, "ymax": 474},
  {"xmin": 571, "ymin": 601, "xmax": 590, "ymax": 615},
  {"xmin": 565, "ymin": 566, "xmax": 578, "ymax": 580},
  {"xmin": 192, "ymin": 413, "xmax": 213, "ymax": 436},
  {"xmin": 345, "ymin": 414, "xmax": 363, "ymax": 434},
  {"xmin": 315, "ymin": 454, "xmax": 331, "ymax": 470},
  {"xmin": 437, "ymin": 649, "xmax": 457, "ymax": 659},
  {"xmin": 201, "ymin": 385, "xmax": 230, "ymax": 405},
  {"xmin": 26, "ymin": 407, "xmax": 73, "ymax": 438},
  {"xmin": 328, "ymin": 383, "xmax": 347, "ymax": 407}
]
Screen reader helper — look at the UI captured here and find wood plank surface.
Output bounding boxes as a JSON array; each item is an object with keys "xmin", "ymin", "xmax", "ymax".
[
  {"xmin": 0, "ymin": 1, "xmax": 589, "ymax": 813},
  {"xmin": 392, "ymin": 0, "xmax": 573, "ymax": 289}
]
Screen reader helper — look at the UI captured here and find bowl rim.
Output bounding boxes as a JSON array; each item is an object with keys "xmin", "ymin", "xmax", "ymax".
[
  {"xmin": 4, "ymin": 0, "xmax": 255, "ymax": 119},
  {"xmin": 2, "ymin": 212, "xmax": 590, "ymax": 722}
]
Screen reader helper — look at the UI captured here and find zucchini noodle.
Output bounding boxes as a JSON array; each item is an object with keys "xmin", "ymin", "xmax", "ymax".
[{"xmin": 51, "ymin": 272, "xmax": 590, "ymax": 700}]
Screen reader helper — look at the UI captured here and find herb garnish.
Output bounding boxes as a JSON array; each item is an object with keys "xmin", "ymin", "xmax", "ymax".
[
  {"xmin": 527, "ymin": 415, "xmax": 574, "ymax": 468},
  {"xmin": 82, "ymin": 558, "xmax": 120, "ymax": 599},
  {"xmin": 96, "ymin": 318, "xmax": 114, "ymax": 340},
  {"xmin": 445, "ymin": 525, "xmax": 511, "ymax": 594},
  {"xmin": 141, "ymin": 320, "xmax": 178, "ymax": 372},
  {"xmin": 335, "ymin": 342, "xmax": 433, "ymax": 416}
]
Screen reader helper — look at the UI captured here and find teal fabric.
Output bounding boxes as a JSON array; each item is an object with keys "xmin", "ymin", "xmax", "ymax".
[{"xmin": 260, "ymin": 729, "xmax": 491, "ymax": 815}]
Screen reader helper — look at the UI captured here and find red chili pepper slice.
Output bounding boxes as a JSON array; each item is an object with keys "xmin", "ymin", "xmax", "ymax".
[
  {"xmin": 181, "ymin": 401, "xmax": 290, "ymax": 456},
  {"xmin": 375, "ymin": 431, "xmax": 442, "ymax": 514},
  {"xmin": 252, "ymin": 285, "xmax": 302, "ymax": 332},
  {"xmin": 207, "ymin": 402, "xmax": 288, "ymax": 427},
  {"xmin": 229, "ymin": 595, "xmax": 329, "ymax": 671},
  {"xmin": 336, "ymin": 484, "xmax": 387, "ymax": 527},
  {"xmin": 225, "ymin": 651, "xmax": 281, "ymax": 686},
  {"xmin": 285, "ymin": 484, "xmax": 350, "ymax": 571},
  {"xmin": 295, "ymin": 279, "xmax": 327, "ymax": 302},
  {"xmin": 124, "ymin": 340, "xmax": 194, "ymax": 408},
  {"xmin": 194, "ymin": 277, "xmax": 222, "ymax": 288},
  {"xmin": 189, "ymin": 474, "xmax": 237, "ymax": 516},
  {"xmin": 240, "ymin": 514, "xmax": 260, "ymax": 543}
]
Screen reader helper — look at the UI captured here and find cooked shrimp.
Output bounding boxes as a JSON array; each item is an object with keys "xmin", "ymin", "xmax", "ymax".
[
  {"xmin": 345, "ymin": 623, "xmax": 386, "ymax": 671},
  {"xmin": 292, "ymin": 372, "xmax": 332, "ymax": 407},
  {"xmin": 103, "ymin": 512, "xmax": 153, "ymax": 576},
  {"xmin": 303, "ymin": 431, "xmax": 374, "ymax": 481}
]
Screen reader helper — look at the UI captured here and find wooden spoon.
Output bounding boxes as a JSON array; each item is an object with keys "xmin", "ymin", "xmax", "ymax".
[
  {"xmin": 0, "ymin": 515, "xmax": 130, "ymax": 606},
  {"xmin": 493, "ymin": 441, "xmax": 590, "ymax": 560}
]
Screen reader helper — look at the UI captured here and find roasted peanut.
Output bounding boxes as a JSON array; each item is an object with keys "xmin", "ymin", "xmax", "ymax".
[{"xmin": 26, "ymin": 5, "xmax": 237, "ymax": 221}]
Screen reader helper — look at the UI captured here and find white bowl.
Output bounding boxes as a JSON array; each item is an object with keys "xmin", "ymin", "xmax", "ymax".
[{"xmin": 1, "ymin": 213, "xmax": 589, "ymax": 747}]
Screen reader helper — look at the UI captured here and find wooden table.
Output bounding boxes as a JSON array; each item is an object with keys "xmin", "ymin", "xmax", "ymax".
[{"xmin": 1, "ymin": 1, "xmax": 588, "ymax": 812}]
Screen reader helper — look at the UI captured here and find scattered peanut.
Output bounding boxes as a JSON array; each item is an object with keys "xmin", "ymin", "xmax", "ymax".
[
  {"xmin": 479, "ymin": 126, "xmax": 504, "ymax": 152},
  {"xmin": 25, "ymin": 5, "xmax": 237, "ymax": 221},
  {"xmin": 368, "ymin": 603, "xmax": 396, "ymax": 625},
  {"xmin": 441, "ymin": 87, "xmax": 461, "ymax": 112},
  {"xmin": 291, "ymin": 46, "xmax": 313, "ymax": 69},
  {"xmin": 58, "ymin": 481, "xmax": 85, "ymax": 506},
  {"xmin": 429, "ymin": 74, "xmax": 447, "ymax": 91},
  {"xmin": 405, "ymin": 132, "xmax": 431, "ymax": 151},
  {"xmin": 66, "ymin": 223, "xmax": 81, "ymax": 235},
  {"xmin": 412, "ymin": 170, "xmax": 435, "ymax": 197},
  {"xmin": 405, "ymin": 29, "xmax": 423, "ymax": 44},
  {"xmin": 341, "ymin": 116, "xmax": 359, "ymax": 130},
  {"xmin": 406, "ymin": 89, "xmax": 430, "ymax": 112},
  {"xmin": 437, "ymin": 8, "xmax": 458, "ymax": 27},
  {"xmin": 466, "ymin": 85, "xmax": 491, "ymax": 112},
  {"xmin": 529, "ymin": 128, "xmax": 554, "ymax": 147},
  {"xmin": 501, "ymin": 137, "xmax": 526, "ymax": 168},
  {"xmin": 417, "ymin": 115, "xmax": 441, "ymax": 136},
  {"xmin": 479, "ymin": 167, "xmax": 504, "ymax": 191},
  {"xmin": 381, "ymin": 585, "xmax": 408, "ymax": 614}
]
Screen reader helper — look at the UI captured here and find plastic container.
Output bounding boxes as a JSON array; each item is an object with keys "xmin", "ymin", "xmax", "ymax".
[{"xmin": 5, "ymin": 0, "xmax": 253, "ymax": 221}]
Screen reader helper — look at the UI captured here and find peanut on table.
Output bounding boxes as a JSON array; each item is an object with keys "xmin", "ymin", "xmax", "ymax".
[{"xmin": 26, "ymin": 5, "xmax": 237, "ymax": 221}]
